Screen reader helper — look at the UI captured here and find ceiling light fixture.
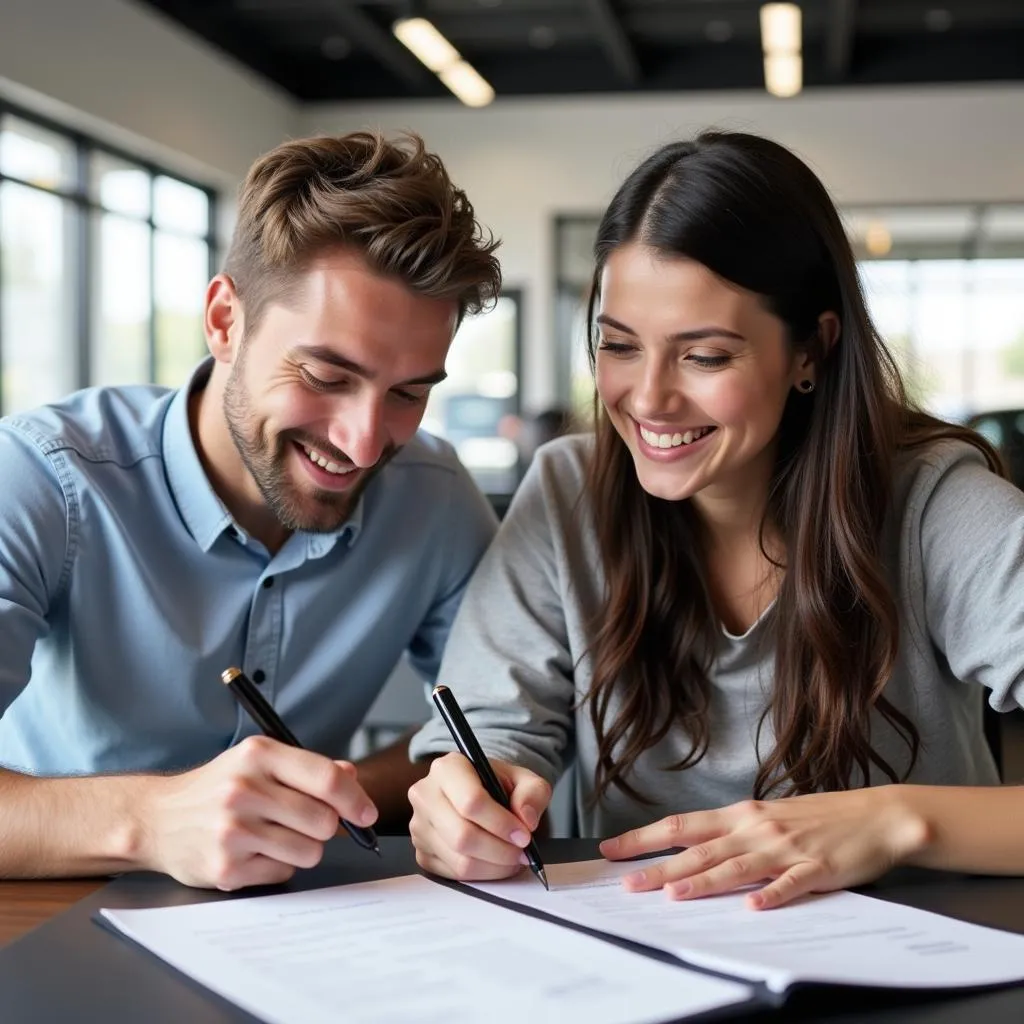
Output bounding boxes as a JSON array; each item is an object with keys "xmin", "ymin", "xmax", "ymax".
[
  {"xmin": 759, "ymin": 3, "xmax": 802, "ymax": 98},
  {"xmin": 393, "ymin": 17, "xmax": 495, "ymax": 107},
  {"xmin": 764, "ymin": 52, "xmax": 802, "ymax": 98},
  {"xmin": 864, "ymin": 221, "xmax": 893, "ymax": 256}
]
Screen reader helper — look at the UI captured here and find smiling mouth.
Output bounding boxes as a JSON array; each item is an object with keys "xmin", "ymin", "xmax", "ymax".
[
  {"xmin": 299, "ymin": 443, "xmax": 356, "ymax": 476},
  {"xmin": 638, "ymin": 424, "xmax": 716, "ymax": 449}
]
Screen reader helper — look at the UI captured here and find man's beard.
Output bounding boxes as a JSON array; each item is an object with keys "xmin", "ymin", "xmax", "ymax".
[{"xmin": 223, "ymin": 358, "xmax": 397, "ymax": 534}]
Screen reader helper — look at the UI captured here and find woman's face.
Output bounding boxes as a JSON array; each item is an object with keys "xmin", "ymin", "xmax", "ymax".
[{"xmin": 595, "ymin": 243, "xmax": 813, "ymax": 518}]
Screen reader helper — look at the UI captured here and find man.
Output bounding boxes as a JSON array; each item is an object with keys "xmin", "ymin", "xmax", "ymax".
[{"xmin": 0, "ymin": 131, "xmax": 501, "ymax": 889}]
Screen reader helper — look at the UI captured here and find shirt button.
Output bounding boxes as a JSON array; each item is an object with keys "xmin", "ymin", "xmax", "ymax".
[
  {"xmin": 252, "ymin": 670, "xmax": 266, "ymax": 684},
  {"xmin": 262, "ymin": 577, "xmax": 274, "ymax": 589}
]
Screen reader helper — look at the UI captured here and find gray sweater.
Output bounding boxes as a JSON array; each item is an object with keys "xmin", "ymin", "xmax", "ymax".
[{"xmin": 410, "ymin": 434, "xmax": 1024, "ymax": 837}]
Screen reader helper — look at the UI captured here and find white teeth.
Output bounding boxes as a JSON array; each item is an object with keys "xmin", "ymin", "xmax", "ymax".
[
  {"xmin": 302, "ymin": 445, "xmax": 354, "ymax": 475},
  {"xmin": 639, "ymin": 425, "xmax": 712, "ymax": 449}
]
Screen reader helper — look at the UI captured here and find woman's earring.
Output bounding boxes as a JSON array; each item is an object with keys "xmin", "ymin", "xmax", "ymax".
[{"xmin": 797, "ymin": 379, "xmax": 815, "ymax": 394}]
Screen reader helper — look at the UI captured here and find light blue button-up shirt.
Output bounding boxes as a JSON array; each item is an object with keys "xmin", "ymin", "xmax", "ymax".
[{"xmin": 0, "ymin": 361, "xmax": 497, "ymax": 774}]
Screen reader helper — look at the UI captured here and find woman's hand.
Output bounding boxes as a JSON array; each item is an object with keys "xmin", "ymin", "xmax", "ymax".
[
  {"xmin": 409, "ymin": 752, "xmax": 552, "ymax": 881},
  {"xmin": 599, "ymin": 786, "xmax": 931, "ymax": 910}
]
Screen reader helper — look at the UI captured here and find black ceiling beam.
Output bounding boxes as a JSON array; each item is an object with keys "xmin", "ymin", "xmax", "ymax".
[
  {"xmin": 583, "ymin": 0, "xmax": 641, "ymax": 85},
  {"xmin": 231, "ymin": 0, "xmax": 326, "ymax": 11},
  {"xmin": 322, "ymin": 0, "xmax": 432, "ymax": 93},
  {"xmin": 825, "ymin": 0, "xmax": 857, "ymax": 81}
]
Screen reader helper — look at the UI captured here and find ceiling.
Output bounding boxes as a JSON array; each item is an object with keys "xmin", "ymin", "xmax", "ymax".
[{"xmin": 133, "ymin": 0, "xmax": 1024, "ymax": 102}]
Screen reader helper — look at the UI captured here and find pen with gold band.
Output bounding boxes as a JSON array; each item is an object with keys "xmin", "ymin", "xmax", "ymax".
[
  {"xmin": 431, "ymin": 683, "xmax": 549, "ymax": 890},
  {"xmin": 220, "ymin": 666, "xmax": 380, "ymax": 856}
]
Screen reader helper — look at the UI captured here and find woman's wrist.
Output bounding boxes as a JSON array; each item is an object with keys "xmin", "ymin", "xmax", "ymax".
[{"xmin": 874, "ymin": 784, "xmax": 934, "ymax": 867}]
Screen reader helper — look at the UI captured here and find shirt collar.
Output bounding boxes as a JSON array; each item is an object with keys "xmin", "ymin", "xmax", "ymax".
[
  {"xmin": 164, "ymin": 358, "xmax": 366, "ymax": 556},
  {"xmin": 163, "ymin": 359, "xmax": 235, "ymax": 553}
]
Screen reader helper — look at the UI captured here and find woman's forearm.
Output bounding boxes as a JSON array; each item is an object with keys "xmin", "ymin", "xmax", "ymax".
[{"xmin": 896, "ymin": 784, "xmax": 1024, "ymax": 874}]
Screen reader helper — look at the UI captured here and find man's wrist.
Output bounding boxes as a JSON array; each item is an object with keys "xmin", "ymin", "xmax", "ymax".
[{"xmin": 97, "ymin": 773, "xmax": 164, "ymax": 872}]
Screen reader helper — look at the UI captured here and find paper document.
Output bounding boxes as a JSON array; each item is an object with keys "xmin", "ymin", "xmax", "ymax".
[
  {"xmin": 100, "ymin": 873, "xmax": 751, "ymax": 1024},
  {"xmin": 471, "ymin": 857, "xmax": 1024, "ymax": 993}
]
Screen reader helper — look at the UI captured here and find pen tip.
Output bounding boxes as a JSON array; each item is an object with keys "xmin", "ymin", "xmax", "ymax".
[
  {"xmin": 373, "ymin": 843, "xmax": 382, "ymax": 857},
  {"xmin": 538, "ymin": 868, "xmax": 549, "ymax": 891}
]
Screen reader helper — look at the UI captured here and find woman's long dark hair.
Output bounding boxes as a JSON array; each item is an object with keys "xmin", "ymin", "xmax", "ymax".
[{"xmin": 585, "ymin": 131, "xmax": 1001, "ymax": 806}]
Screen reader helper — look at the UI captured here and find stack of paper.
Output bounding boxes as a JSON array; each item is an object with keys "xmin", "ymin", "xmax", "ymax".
[
  {"xmin": 472, "ymin": 857, "xmax": 1024, "ymax": 993},
  {"xmin": 100, "ymin": 873, "xmax": 752, "ymax": 1024},
  {"xmin": 99, "ymin": 856, "xmax": 1024, "ymax": 1024}
]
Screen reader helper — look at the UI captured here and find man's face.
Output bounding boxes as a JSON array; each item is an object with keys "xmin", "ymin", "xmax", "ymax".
[{"xmin": 223, "ymin": 250, "xmax": 457, "ymax": 533}]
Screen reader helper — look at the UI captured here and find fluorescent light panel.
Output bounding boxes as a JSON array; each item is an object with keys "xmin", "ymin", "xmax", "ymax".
[
  {"xmin": 763, "ymin": 52, "xmax": 802, "ymax": 98},
  {"xmin": 439, "ymin": 61, "xmax": 495, "ymax": 108},
  {"xmin": 393, "ymin": 17, "xmax": 494, "ymax": 108},
  {"xmin": 393, "ymin": 17, "xmax": 459, "ymax": 74},
  {"xmin": 760, "ymin": 3, "xmax": 802, "ymax": 98},
  {"xmin": 759, "ymin": 3, "xmax": 801, "ymax": 54}
]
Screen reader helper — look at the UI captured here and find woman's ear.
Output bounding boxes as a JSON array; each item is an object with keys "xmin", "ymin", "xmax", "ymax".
[
  {"xmin": 792, "ymin": 312, "xmax": 841, "ymax": 391},
  {"xmin": 818, "ymin": 311, "xmax": 841, "ymax": 353}
]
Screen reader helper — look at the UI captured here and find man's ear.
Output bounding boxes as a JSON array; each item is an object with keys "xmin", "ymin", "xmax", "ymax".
[{"xmin": 204, "ymin": 274, "xmax": 244, "ymax": 364}]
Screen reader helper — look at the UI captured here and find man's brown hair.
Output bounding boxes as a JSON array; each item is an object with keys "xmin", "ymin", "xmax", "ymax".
[{"xmin": 223, "ymin": 131, "xmax": 501, "ymax": 329}]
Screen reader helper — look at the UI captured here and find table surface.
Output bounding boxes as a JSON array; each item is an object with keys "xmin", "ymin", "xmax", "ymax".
[
  {"xmin": 0, "ymin": 878, "xmax": 104, "ymax": 947},
  {"xmin": 4, "ymin": 838, "xmax": 1024, "ymax": 1024}
]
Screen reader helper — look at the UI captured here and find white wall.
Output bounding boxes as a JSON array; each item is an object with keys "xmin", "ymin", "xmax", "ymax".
[
  {"xmin": 302, "ymin": 85, "xmax": 1024, "ymax": 409},
  {"xmin": 0, "ymin": 0, "xmax": 298, "ymax": 190}
]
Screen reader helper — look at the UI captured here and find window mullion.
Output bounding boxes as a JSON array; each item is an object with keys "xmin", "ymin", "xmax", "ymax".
[
  {"xmin": 0, "ymin": 173, "xmax": 5, "ymax": 418},
  {"xmin": 148, "ymin": 177, "xmax": 157, "ymax": 382},
  {"xmin": 74, "ymin": 136, "xmax": 90, "ymax": 390}
]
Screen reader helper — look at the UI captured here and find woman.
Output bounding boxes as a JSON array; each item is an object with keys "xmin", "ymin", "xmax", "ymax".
[{"xmin": 407, "ymin": 131, "xmax": 1024, "ymax": 909}]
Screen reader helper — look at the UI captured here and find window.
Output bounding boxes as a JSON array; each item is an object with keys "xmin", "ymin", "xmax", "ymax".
[
  {"xmin": 0, "ymin": 103, "xmax": 216, "ymax": 416},
  {"xmin": 847, "ymin": 205, "xmax": 1024, "ymax": 419},
  {"xmin": 553, "ymin": 216, "xmax": 600, "ymax": 420},
  {"xmin": 419, "ymin": 290, "xmax": 522, "ymax": 495}
]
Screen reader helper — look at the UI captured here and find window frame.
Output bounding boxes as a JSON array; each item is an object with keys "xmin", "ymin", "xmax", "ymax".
[{"xmin": 0, "ymin": 99, "xmax": 217, "ymax": 415}]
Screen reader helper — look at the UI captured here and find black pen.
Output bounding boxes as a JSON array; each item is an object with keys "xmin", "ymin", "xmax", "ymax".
[
  {"xmin": 221, "ymin": 666, "xmax": 380, "ymax": 856},
  {"xmin": 431, "ymin": 684, "xmax": 549, "ymax": 890}
]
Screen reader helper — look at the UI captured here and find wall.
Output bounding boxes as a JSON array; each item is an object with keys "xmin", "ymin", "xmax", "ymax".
[
  {"xmin": 0, "ymin": 0, "xmax": 298, "ymax": 191},
  {"xmin": 302, "ymin": 85, "xmax": 1024, "ymax": 409}
]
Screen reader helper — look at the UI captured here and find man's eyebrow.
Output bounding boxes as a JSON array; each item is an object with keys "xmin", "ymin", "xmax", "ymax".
[
  {"xmin": 595, "ymin": 314, "xmax": 745, "ymax": 343},
  {"xmin": 291, "ymin": 345, "xmax": 447, "ymax": 386}
]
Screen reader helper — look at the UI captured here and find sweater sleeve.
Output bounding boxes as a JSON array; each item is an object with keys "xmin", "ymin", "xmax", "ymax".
[
  {"xmin": 915, "ymin": 446, "xmax": 1024, "ymax": 712},
  {"xmin": 408, "ymin": 441, "xmax": 582, "ymax": 785},
  {"xmin": 404, "ymin": 458, "xmax": 499, "ymax": 687}
]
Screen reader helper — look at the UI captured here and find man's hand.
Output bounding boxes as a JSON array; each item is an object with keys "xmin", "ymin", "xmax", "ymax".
[
  {"xmin": 599, "ymin": 787, "xmax": 930, "ymax": 910},
  {"xmin": 141, "ymin": 736, "xmax": 379, "ymax": 890},
  {"xmin": 408, "ymin": 752, "xmax": 551, "ymax": 880}
]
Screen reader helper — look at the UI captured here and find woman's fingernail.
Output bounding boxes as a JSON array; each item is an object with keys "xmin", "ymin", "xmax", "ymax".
[
  {"xmin": 600, "ymin": 837, "xmax": 619, "ymax": 854},
  {"xmin": 510, "ymin": 829, "xmax": 530, "ymax": 847},
  {"xmin": 356, "ymin": 804, "xmax": 376, "ymax": 825},
  {"xmin": 519, "ymin": 853, "xmax": 530, "ymax": 866},
  {"xmin": 666, "ymin": 881, "xmax": 691, "ymax": 898},
  {"xmin": 623, "ymin": 871, "xmax": 646, "ymax": 887},
  {"xmin": 521, "ymin": 806, "xmax": 539, "ymax": 830}
]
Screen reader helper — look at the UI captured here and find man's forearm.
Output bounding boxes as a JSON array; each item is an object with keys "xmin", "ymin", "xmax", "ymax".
[
  {"xmin": 353, "ymin": 730, "xmax": 429, "ymax": 833},
  {"xmin": 0, "ymin": 768, "xmax": 151, "ymax": 878}
]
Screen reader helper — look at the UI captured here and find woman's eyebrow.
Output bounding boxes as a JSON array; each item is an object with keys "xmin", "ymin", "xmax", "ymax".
[{"xmin": 596, "ymin": 314, "xmax": 745, "ymax": 343}]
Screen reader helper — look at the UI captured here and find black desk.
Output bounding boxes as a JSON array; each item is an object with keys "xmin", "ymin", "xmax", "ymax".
[{"xmin": 3, "ymin": 837, "xmax": 1024, "ymax": 1023}]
